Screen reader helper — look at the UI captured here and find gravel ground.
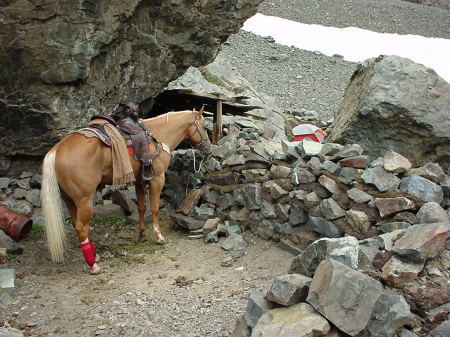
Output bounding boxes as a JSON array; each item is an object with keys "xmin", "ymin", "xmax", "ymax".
[{"xmin": 219, "ymin": 0, "xmax": 450, "ymax": 121}]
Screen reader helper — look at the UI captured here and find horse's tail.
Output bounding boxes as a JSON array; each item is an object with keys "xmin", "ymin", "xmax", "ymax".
[{"xmin": 41, "ymin": 149, "xmax": 67, "ymax": 262}]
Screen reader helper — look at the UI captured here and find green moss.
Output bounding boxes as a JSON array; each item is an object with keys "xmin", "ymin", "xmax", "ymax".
[{"xmin": 31, "ymin": 223, "xmax": 44, "ymax": 234}]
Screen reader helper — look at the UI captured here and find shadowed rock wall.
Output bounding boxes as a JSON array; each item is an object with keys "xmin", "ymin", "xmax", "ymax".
[{"xmin": 0, "ymin": 0, "xmax": 262, "ymax": 163}]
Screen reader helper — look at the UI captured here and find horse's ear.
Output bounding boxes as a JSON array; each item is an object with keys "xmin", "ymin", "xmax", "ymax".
[{"xmin": 198, "ymin": 105, "xmax": 204, "ymax": 116}]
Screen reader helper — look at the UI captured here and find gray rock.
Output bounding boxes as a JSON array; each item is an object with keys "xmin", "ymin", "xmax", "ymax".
[
  {"xmin": 322, "ymin": 160, "xmax": 341, "ymax": 174},
  {"xmin": 362, "ymin": 167, "xmax": 400, "ymax": 192},
  {"xmin": 0, "ymin": 231, "xmax": 23, "ymax": 254},
  {"xmin": 12, "ymin": 188, "xmax": 28, "ymax": 199},
  {"xmin": 393, "ymin": 222, "xmax": 450, "ymax": 261},
  {"xmin": 319, "ymin": 143, "xmax": 343, "ymax": 157},
  {"xmin": 363, "ymin": 289, "xmax": 410, "ymax": 337},
  {"xmin": 309, "ymin": 216, "xmax": 342, "ymax": 238},
  {"xmin": 212, "ymin": 142, "xmax": 235, "ymax": 159},
  {"xmin": 242, "ymin": 183, "xmax": 263, "ymax": 210},
  {"xmin": 376, "ymin": 229, "xmax": 407, "ymax": 251},
  {"xmin": 318, "ymin": 175, "xmax": 342, "ymax": 194},
  {"xmin": 416, "ymin": 202, "xmax": 449, "ymax": 223},
  {"xmin": 399, "ymin": 175, "xmax": 443, "ymax": 204},
  {"xmin": 407, "ymin": 163, "xmax": 446, "ymax": 184},
  {"xmin": 0, "ymin": 177, "xmax": 10, "ymax": 189},
  {"xmin": 400, "ymin": 329, "xmax": 419, "ymax": 337},
  {"xmin": 440, "ymin": 177, "xmax": 450, "ymax": 197},
  {"xmin": 307, "ymin": 260, "xmax": 383, "ymax": 336},
  {"xmin": 275, "ymin": 203, "xmax": 290, "ymax": 222},
  {"xmin": 266, "ymin": 274, "xmax": 312, "ymax": 306},
  {"xmin": 379, "ymin": 221, "xmax": 411, "ymax": 234},
  {"xmin": 320, "ymin": 198, "xmax": 346, "ymax": 220},
  {"xmin": 427, "ymin": 320, "xmax": 450, "ymax": 337},
  {"xmin": 208, "ymin": 157, "xmax": 223, "ymax": 171},
  {"xmin": 289, "ymin": 236, "xmax": 359, "ymax": 276},
  {"xmin": 251, "ymin": 303, "xmax": 330, "ymax": 337},
  {"xmin": 298, "ymin": 140, "xmax": 323, "ymax": 158},
  {"xmin": 347, "ymin": 188, "xmax": 373, "ymax": 204},
  {"xmin": 0, "ymin": 269, "xmax": 15, "ymax": 294},
  {"xmin": 216, "ymin": 193, "xmax": 236, "ymax": 211},
  {"xmin": 374, "ymin": 197, "xmax": 416, "ymax": 218},
  {"xmin": 307, "ymin": 157, "xmax": 323, "ymax": 171},
  {"xmin": 244, "ymin": 291, "xmax": 278, "ymax": 328},
  {"xmin": 273, "ymin": 222, "xmax": 293, "ymax": 235},
  {"xmin": 332, "ymin": 144, "xmax": 364, "ymax": 160},
  {"xmin": 269, "ymin": 165, "xmax": 291, "ymax": 179},
  {"xmin": 358, "ymin": 245, "xmax": 380, "ymax": 270},
  {"xmin": 303, "ymin": 191, "xmax": 322, "ymax": 209},
  {"xmin": 261, "ymin": 201, "xmax": 277, "ymax": 219},
  {"xmin": 338, "ymin": 167, "xmax": 362, "ymax": 184},
  {"xmin": 231, "ymin": 316, "xmax": 251, "ymax": 337},
  {"xmin": 221, "ymin": 233, "xmax": 247, "ymax": 251},
  {"xmin": 291, "ymin": 167, "xmax": 316, "ymax": 185},
  {"xmin": 222, "ymin": 154, "xmax": 247, "ymax": 167},
  {"xmin": 328, "ymin": 55, "xmax": 450, "ymax": 168},
  {"xmin": 289, "ymin": 205, "xmax": 309, "ymax": 226}
]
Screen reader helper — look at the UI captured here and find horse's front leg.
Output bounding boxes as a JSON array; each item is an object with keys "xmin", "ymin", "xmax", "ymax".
[
  {"xmin": 148, "ymin": 175, "xmax": 166, "ymax": 245},
  {"xmin": 135, "ymin": 180, "xmax": 148, "ymax": 242}
]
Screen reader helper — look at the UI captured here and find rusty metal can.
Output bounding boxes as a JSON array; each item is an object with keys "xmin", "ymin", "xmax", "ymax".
[{"xmin": 0, "ymin": 205, "xmax": 33, "ymax": 241}]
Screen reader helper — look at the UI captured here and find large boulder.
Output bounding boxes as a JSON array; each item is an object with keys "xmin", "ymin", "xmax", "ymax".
[
  {"xmin": 0, "ymin": 0, "xmax": 262, "ymax": 164},
  {"xmin": 328, "ymin": 55, "xmax": 450, "ymax": 168}
]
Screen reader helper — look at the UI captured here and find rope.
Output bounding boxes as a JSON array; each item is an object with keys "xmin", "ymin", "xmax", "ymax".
[{"xmin": 185, "ymin": 148, "xmax": 205, "ymax": 196}]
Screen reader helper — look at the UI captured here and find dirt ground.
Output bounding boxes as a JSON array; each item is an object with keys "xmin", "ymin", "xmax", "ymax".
[{"xmin": 1, "ymin": 211, "xmax": 293, "ymax": 337}]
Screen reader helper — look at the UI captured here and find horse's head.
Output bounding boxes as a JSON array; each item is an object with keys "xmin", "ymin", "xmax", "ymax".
[{"xmin": 187, "ymin": 107, "xmax": 212, "ymax": 155}]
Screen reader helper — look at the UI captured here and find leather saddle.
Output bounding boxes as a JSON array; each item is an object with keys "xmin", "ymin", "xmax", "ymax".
[{"xmin": 90, "ymin": 114, "xmax": 160, "ymax": 180}]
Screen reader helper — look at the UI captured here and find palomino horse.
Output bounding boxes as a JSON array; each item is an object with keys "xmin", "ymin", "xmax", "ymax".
[{"xmin": 41, "ymin": 108, "xmax": 211, "ymax": 274}]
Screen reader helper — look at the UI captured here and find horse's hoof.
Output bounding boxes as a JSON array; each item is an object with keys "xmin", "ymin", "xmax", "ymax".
[
  {"xmin": 90, "ymin": 263, "xmax": 103, "ymax": 275},
  {"xmin": 156, "ymin": 235, "xmax": 167, "ymax": 245},
  {"xmin": 138, "ymin": 234, "xmax": 148, "ymax": 243}
]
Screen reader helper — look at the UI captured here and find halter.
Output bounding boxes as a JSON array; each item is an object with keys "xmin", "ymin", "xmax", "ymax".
[{"xmin": 192, "ymin": 111, "xmax": 210, "ymax": 150}]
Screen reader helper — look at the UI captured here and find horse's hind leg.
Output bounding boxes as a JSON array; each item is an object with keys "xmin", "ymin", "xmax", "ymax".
[
  {"xmin": 148, "ymin": 175, "xmax": 166, "ymax": 245},
  {"xmin": 74, "ymin": 196, "xmax": 102, "ymax": 275},
  {"xmin": 135, "ymin": 180, "xmax": 148, "ymax": 242}
]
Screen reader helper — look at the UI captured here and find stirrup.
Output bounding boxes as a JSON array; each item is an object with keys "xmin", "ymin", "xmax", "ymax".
[{"xmin": 141, "ymin": 163, "xmax": 156, "ymax": 181}]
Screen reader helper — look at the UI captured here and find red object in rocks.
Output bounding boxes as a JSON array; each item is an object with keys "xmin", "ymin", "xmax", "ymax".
[{"xmin": 0, "ymin": 205, "xmax": 33, "ymax": 241}]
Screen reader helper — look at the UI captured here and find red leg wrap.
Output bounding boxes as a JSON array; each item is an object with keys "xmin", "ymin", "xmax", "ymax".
[{"xmin": 81, "ymin": 241, "xmax": 97, "ymax": 267}]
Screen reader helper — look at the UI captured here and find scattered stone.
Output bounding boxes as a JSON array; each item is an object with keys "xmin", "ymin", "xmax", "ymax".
[
  {"xmin": 399, "ymin": 176, "xmax": 443, "ymax": 204},
  {"xmin": 230, "ymin": 316, "xmax": 251, "ymax": 337},
  {"xmin": 304, "ymin": 192, "xmax": 322, "ymax": 209},
  {"xmin": 244, "ymin": 291, "xmax": 278, "ymax": 328},
  {"xmin": 338, "ymin": 167, "xmax": 363, "ymax": 184},
  {"xmin": 347, "ymin": 188, "xmax": 373, "ymax": 203},
  {"xmin": 383, "ymin": 151, "xmax": 412, "ymax": 173},
  {"xmin": 307, "ymin": 260, "xmax": 383, "ymax": 336},
  {"xmin": 269, "ymin": 165, "xmax": 291, "ymax": 179},
  {"xmin": 338, "ymin": 155, "xmax": 370, "ymax": 169},
  {"xmin": 416, "ymin": 202, "xmax": 449, "ymax": 223},
  {"xmin": 319, "ymin": 143, "xmax": 343, "ymax": 157},
  {"xmin": 362, "ymin": 166, "xmax": 401, "ymax": 192},
  {"xmin": 223, "ymin": 154, "xmax": 247, "ymax": 167},
  {"xmin": 374, "ymin": 197, "xmax": 416, "ymax": 218},
  {"xmin": 278, "ymin": 239, "xmax": 303, "ymax": 256},
  {"xmin": 251, "ymin": 303, "xmax": 330, "ymax": 337},
  {"xmin": 242, "ymin": 183, "xmax": 263, "ymax": 210},
  {"xmin": 393, "ymin": 222, "xmax": 450, "ymax": 261},
  {"xmin": 266, "ymin": 274, "xmax": 312, "ymax": 306},
  {"xmin": 203, "ymin": 218, "xmax": 220, "ymax": 234},
  {"xmin": 289, "ymin": 236, "xmax": 359, "ymax": 276},
  {"xmin": 221, "ymin": 233, "xmax": 247, "ymax": 251},
  {"xmin": 381, "ymin": 255, "xmax": 424, "ymax": 288},
  {"xmin": 309, "ymin": 216, "xmax": 342, "ymax": 238},
  {"xmin": 298, "ymin": 140, "xmax": 323, "ymax": 158},
  {"xmin": 376, "ymin": 229, "xmax": 406, "ymax": 251},
  {"xmin": 320, "ymin": 198, "xmax": 346, "ymax": 220}
]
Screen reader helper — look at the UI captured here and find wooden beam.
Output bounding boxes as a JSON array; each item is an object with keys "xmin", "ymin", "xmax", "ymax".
[{"xmin": 212, "ymin": 100, "xmax": 223, "ymax": 144}]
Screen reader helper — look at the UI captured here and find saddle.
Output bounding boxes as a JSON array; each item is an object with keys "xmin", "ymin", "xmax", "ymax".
[{"xmin": 89, "ymin": 114, "xmax": 161, "ymax": 181}]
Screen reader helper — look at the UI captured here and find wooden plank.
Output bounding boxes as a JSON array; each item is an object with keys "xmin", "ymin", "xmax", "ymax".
[{"xmin": 212, "ymin": 100, "xmax": 223, "ymax": 144}]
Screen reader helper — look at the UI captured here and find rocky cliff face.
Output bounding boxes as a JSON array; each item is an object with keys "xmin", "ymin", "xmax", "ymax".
[{"xmin": 0, "ymin": 0, "xmax": 262, "ymax": 165}]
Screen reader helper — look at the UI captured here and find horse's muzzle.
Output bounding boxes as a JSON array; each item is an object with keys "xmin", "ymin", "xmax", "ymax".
[{"xmin": 197, "ymin": 141, "xmax": 212, "ymax": 156}]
